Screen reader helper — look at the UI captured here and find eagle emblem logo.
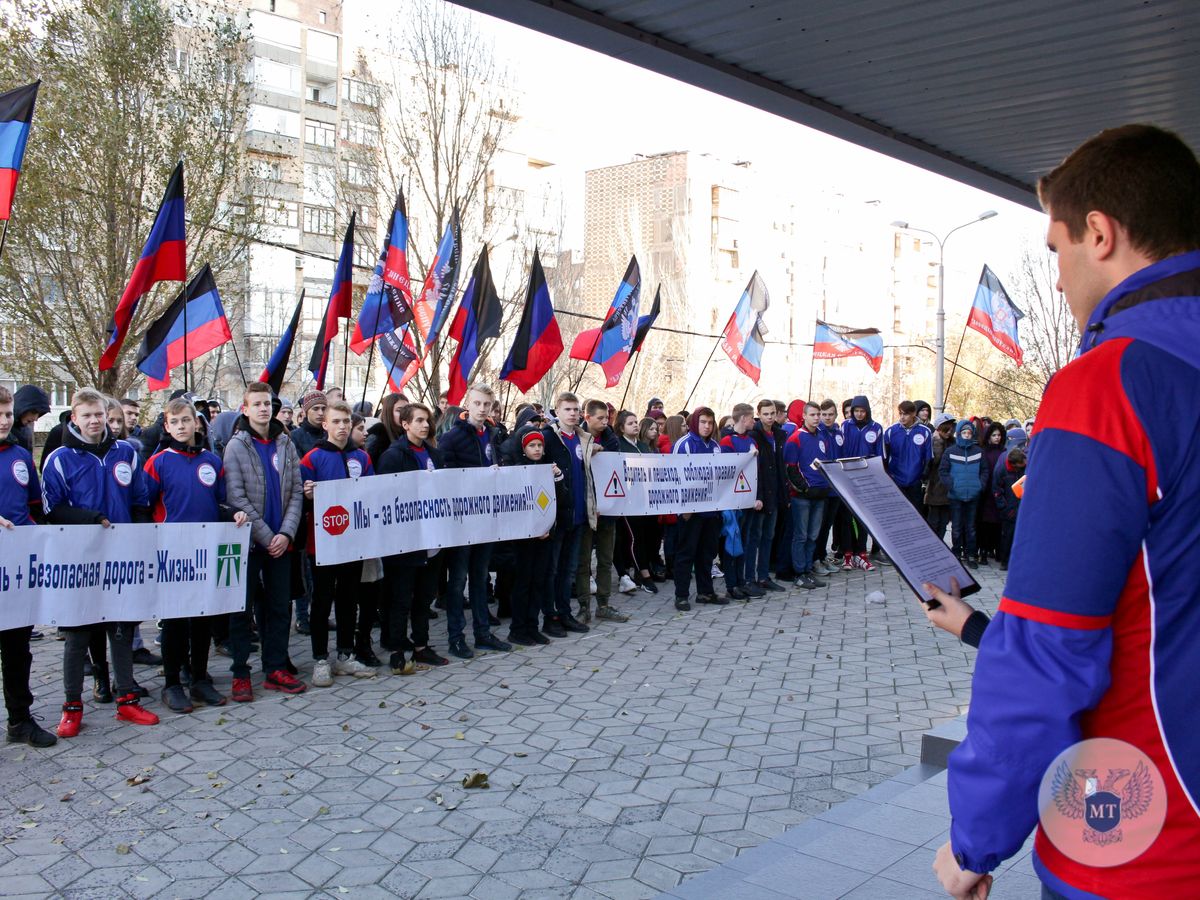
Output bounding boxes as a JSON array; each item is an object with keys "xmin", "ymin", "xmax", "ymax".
[{"xmin": 1052, "ymin": 761, "xmax": 1155, "ymax": 847}]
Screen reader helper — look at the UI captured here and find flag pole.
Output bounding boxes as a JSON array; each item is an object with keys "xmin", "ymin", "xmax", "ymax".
[
  {"xmin": 617, "ymin": 348, "xmax": 642, "ymax": 413},
  {"xmin": 226, "ymin": 334, "xmax": 249, "ymax": 388},
  {"xmin": 942, "ymin": 320, "xmax": 970, "ymax": 410},
  {"xmin": 806, "ymin": 347, "xmax": 816, "ymax": 400},
  {"xmin": 378, "ymin": 332, "xmax": 405, "ymax": 407},
  {"xmin": 0, "ymin": 219, "xmax": 10, "ymax": 263},
  {"xmin": 341, "ymin": 319, "xmax": 350, "ymax": 393},
  {"xmin": 359, "ymin": 336, "xmax": 376, "ymax": 411},
  {"xmin": 183, "ymin": 285, "xmax": 190, "ymax": 394},
  {"xmin": 683, "ymin": 336, "xmax": 721, "ymax": 412}
]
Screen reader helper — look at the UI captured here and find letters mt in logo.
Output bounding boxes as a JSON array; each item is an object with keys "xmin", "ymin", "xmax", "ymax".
[
  {"xmin": 216, "ymin": 543, "xmax": 242, "ymax": 587},
  {"xmin": 1053, "ymin": 761, "xmax": 1153, "ymax": 846},
  {"xmin": 322, "ymin": 505, "xmax": 350, "ymax": 535}
]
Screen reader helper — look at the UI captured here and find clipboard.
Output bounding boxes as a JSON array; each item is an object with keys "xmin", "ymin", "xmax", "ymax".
[{"xmin": 815, "ymin": 456, "xmax": 980, "ymax": 605}]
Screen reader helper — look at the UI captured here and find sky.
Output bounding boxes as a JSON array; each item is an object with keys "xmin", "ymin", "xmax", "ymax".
[{"xmin": 346, "ymin": 0, "xmax": 1054, "ymax": 313}]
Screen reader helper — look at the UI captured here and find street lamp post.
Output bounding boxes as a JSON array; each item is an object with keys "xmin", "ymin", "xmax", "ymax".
[{"xmin": 890, "ymin": 211, "xmax": 998, "ymax": 415}]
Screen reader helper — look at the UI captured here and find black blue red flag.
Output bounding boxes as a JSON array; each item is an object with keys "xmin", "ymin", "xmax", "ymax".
[
  {"xmin": 322, "ymin": 213, "xmax": 355, "ymax": 345},
  {"xmin": 0, "ymin": 80, "xmax": 39, "ymax": 221},
  {"xmin": 135, "ymin": 264, "xmax": 231, "ymax": 391},
  {"xmin": 100, "ymin": 161, "xmax": 187, "ymax": 370},
  {"xmin": 632, "ymin": 284, "xmax": 661, "ymax": 353},
  {"xmin": 967, "ymin": 265, "xmax": 1024, "ymax": 365},
  {"xmin": 446, "ymin": 246, "xmax": 502, "ymax": 405},
  {"xmin": 569, "ymin": 256, "xmax": 641, "ymax": 387},
  {"xmin": 813, "ymin": 320, "xmax": 884, "ymax": 372},
  {"xmin": 260, "ymin": 289, "xmax": 304, "ymax": 394},
  {"xmin": 720, "ymin": 271, "xmax": 770, "ymax": 384},
  {"xmin": 501, "ymin": 249, "xmax": 563, "ymax": 393},
  {"xmin": 379, "ymin": 325, "xmax": 419, "ymax": 394},
  {"xmin": 351, "ymin": 191, "xmax": 412, "ymax": 353},
  {"xmin": 412, "ymin": 208, "xmax": 461, "ymax": 345}
]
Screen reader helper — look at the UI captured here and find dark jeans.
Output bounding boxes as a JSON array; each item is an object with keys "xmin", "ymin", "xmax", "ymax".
[
  {"xmin": 0, "ymin": 626, "xmax": 34, "ymax": 724},
  {"xmin": 310, "ymin": 561, "xmax": 359, "ymax": 659},
  {"xmin": 949, "ymin": 498, "xmax": 980, "ymax": 558},
  {"xmin": 383, "ymin": 558, "xmax": 435, "ymax": 652},
  {"xmin": 513, "ymin": 536, "xmax": 554, "ymax": 635},
  {"xmin": 230, "ymin": 551, "xmax": 291, "ymax": 678},
  {"xmin": 447, "ymin": 543, "xmax": 494, "ymax": 643},
  {"xmin": 673, "ymin": 514, "xmax": 721, "ymax": 599},
  {"xmin": 743, "ymin": 508, "xmax": 777, "ymax": 583},
  {"xmin": 927, "ymin": 505, "xmax": 951, "ymax": 543},
  {"xmin": 815, "ymin": 496, "xmax": 840, "ymax": 561},
  {"xmin": 1001, "ymin": 518, "xmax": 1017, "ymax": 563},
  {"xmin": 549, "ymin": 523, "xmax": 584, "ymax": 621},
  {"xmin": 898, "ymin": 482, "xmax": 924, "ymax": 510},
  {"xmin": 978, "ymin": 521, "xmax": 1001, "ymax": 559},
  {"xmin": 161, "ymin": 616, "xmax": 214, "ymax": 686},
  {"xmin": 64, "ymin": 623, "xmax": 134, "ymax": 702},
  {"xmin": 356, "ymin": 579, "xmax": 379, "ymax": 651},
  {"xmin": 837, "ymin": 503, "xmax": 868, "ymax": 555},
  {"xmin": 790, "ymin": 497, "xmax": 824, "ymax": 574}
]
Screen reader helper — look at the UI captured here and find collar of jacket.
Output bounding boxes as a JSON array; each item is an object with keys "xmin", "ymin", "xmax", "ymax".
[{"xmin": 1081, "ymin": 250, "xmax": 1200, "ymax": 353}]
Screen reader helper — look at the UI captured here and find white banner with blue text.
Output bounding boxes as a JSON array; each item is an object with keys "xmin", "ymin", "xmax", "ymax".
[
  {"xmin": 591, "ymin": 452, "xmax": 758, "ymax": 517},
  {"xmin": 312, "ymin": 465, "xmax": 558, "ymax": 566},
  {"xmin": 0, "ymin": 522, "xmax": 251, "ymax": 630}
]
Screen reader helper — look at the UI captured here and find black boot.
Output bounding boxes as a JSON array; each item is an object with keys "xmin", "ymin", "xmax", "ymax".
[{"xmin": 92, "ymin": 663, "xmax": 113, "ymax": 704}]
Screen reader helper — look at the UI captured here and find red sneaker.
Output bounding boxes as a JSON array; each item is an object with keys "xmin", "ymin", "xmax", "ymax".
[
  {"xmin": 231, "ymin": 677, "xmax": 254, "ymax": 703},
  {"xmin": 856, "ymin": 553, "xmax": 875, "ymax": 572},
  {"xmin": 841, "ymin": 553, "xmax": 854, "ymax": 571},
  {"xmin": 264, "ymin": 670, "xmax": 307, "ymax": 694},
  {"xmin": 115, "ymin": 694, "xmax": 159, "ymax": 726},
  {"xmin": 57, "ymin": 702, "xmax": 83, "ymax": 738}
]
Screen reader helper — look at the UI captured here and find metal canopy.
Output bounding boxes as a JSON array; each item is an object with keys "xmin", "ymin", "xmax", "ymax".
[{"xmin": 450, "ymin": 0, "xmax": 1200, "ymax": 210}]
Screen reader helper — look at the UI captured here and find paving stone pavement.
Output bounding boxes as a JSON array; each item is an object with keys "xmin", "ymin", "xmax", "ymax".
[{"xmin": 0, "ymin": 560, "xmax": 1004, "ymax": 899}]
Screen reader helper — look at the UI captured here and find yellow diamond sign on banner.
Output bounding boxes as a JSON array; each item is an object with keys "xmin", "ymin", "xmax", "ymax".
[{"xmin": 536, "ymin": 490, "xmax": 551, "ymax": 512}]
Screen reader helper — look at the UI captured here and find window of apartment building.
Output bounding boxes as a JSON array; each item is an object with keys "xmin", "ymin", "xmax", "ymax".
[
  {"xmin": 306, "ymin": 80, "xmax": 336, "ymax": 105},
  {"xmin": 253, "ymin": 58, "xmax": 301, "ymax": 96},
  {"xmin": 353, "ymin": 203, "xmax": 372, "ymax": 230},
  {"xmin": 342, "ymin": 159, "xmax": 375, "ymax": 188},
  {"xmin": 303, "ymin": 206, "xmax": 335, "ymax": 235},
  {"xmin": 49, "ymin": 382, "xmax": 74, "ymax": 408},
  {"xmin": 257, "ymin": 197, "xmax": 299, "ymax": 228},
  {"xmin": 169, "ymin": 47, "xmax": 189, "ymax": 73},
  {"xmin": 353, "ymin": 242, "xmax": 374, "ymax": 268},
  {"xmin": 247, "ymin": 105, "xmax": 300, "ymax": 138},
  {"xmin": 303, "ymin": 162, "xmax": 336, "ymax": 206},
  {"xmin": 341, "ymin": 119, "xmax": 379, "ymax": 146},
  {"xmin": 342, "ymin": 77, "xmax": 379, "ymax": 107},
  {"xmin": 250, "ymin": 158, "xmax": 282, "ymax": 181},
  {"xmin": 307, "ymin": 30, "xmax": 338, "ymax": 64},
  {"xmin": 318, "ymin": 11, "xmax": 327, "ymax": 24},
  {"xmin": 304, "ymin": 118, "xmax": 336, "ymax": 148}
]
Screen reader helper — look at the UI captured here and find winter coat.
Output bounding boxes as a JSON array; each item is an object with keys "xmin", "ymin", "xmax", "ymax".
[
  {"xmin": 980, "ymin": 423, "xmax": 1007, "ymax": 522},
  {"xmin": 541, "ymin": 423, "xmax": 592, "ymax": 531},
  {"xmin": 938, "ymin": 420, "xmax": 987, "ymax": 502},
  {"xmin": 749, "ymin": 419, "xmax": 787, "ymax": 512},
  {"xmin": 377, "ymin": 434, "xmax": 445, "ymax": 565},
  {"xmin": 438, "ymin": 417, "xmax": 496, "ymax": 468},
  {"xmin": 290, "ymin": 419, "xmax": 325, "ymax": 459},
  {"xmin": 925, "ymin": 433, "xmax": 953, "ymax": 507},
  {"xmin": 12, "ymin": 385, "xmax": 49, "ymax": 453},
  {"xmin": 992, "ymin": 456, "xmax": 1025, "ymax": 521},
  {"xmin": 223, "ymin": 416, "xmax": 304, "ymax": 550},
  {"xmin": 840, "ymin": 395, "xmax": 884, "ymax": 458}
]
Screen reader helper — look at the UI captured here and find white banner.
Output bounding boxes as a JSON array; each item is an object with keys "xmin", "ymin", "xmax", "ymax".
[
  {"xmin": 592, "ymin": 452, "xmax": 758, "ymax": 516},
  {"xmin": 0, "ymin": 523, "xmax": 250, "ymax": 630},
  {"xmin": 312, "ymin": 466, "xmax": 558, "ymax": 566}
]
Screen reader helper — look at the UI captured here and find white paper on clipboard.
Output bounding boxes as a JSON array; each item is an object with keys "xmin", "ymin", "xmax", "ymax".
[{"xmin": 816, "ymin": 456, "xmax": 979, "ymax": 603}]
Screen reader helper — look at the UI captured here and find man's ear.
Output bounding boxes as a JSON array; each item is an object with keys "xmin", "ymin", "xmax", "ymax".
[{"xmin": 1084, "ymin": 210, "xmax": 1121, "ymax": 262}]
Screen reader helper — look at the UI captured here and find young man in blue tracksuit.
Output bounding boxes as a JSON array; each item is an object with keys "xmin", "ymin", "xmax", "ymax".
[
  {"xmin": 437, "ymin": 382, "xmax": 512, "ymax": 657},
  {"xmin": 144, "ymin": 397, "xmax": 248, "ymax": 712},
  {"xmin": 938, "ymin": 419, "xmax": 987, "ymax": 567},
  {"xmin": 540, "ymin": 392, "xmax": 592, "ymax": 637},
  {"xmin": 837, "ymin": 395, "xmax": 882, "ymax": 570},
  {"xmin": 719, "ymin": 403, "xmax": 760, "ymax": 601},
  {"xmin": 376, "ymin": 402, "xmax": 450, "ymax": 674},
  {"xmin": 672, "ymin": 407, "xmax": 724, "ymax": 610},
  {"xmin": 300, "ymin": 400, "xmax": 376, "ymax": 686},
  {"xmin": 783, "ymin": 402, "xmax": 832, "ymax": 589},
  {"xmin": 0, "ymin": 387, "xmax": 56, "ymax": 747},
  {"xmin": 883, "ymin": 400, "xmax": 933, "ymax": 509},
  {"xmin": 42, "ymin": 388, "xmax": 159, "ymax": 736}
]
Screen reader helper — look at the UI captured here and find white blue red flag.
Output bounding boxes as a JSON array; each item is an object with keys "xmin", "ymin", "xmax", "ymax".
[
  {"xmin": 720, "ymin": 271, "xmax": 769, "ymax": 384},
  {"xmin": 967, "ymin": 265, "xmax": 1024, "ymax": 365},
  {"xmin": 812, "ymin": 321, "xmax": 884, "ymax": 373}
]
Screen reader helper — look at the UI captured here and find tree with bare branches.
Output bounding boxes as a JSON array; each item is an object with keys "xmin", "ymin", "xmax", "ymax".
[
  {"xmin": 0, "ymin": 0, "xmax": 259, "ymax": 396},
  {"xmin": 1011, "ymin": 240, "xmax": 1079, "ymax": 388}
]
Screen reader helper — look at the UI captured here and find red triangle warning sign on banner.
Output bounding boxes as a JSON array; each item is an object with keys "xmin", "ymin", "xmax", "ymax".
[
  {"xmin": 604, "ymin": 471, "xmax": 626, "ymax": 498},
  {"xmin": 733, "ymin": 472, "xmax": 752, "ymax": 494}
]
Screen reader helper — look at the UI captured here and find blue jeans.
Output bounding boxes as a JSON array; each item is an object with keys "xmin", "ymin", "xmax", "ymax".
[
  {"xmin": 549, "ymin": 522, "xmax": 584, "ymax": 621},
  {"xmin": 743, "ymin": 508, "xmax": 777, "ymax": 583},
  {"xmin": 949, "ymin": 498, "xmax": 979, "ymax": 559},
  {"xmin": 790, "ymin": 498, "xmax": 824, "ymax": 575},
  {"xmin": 446, "ymin": 544, "xmax": 494, "ymax": 643}
]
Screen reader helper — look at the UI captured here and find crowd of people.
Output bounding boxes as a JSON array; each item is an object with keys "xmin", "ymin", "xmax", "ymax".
[{"xmin": 0, "ymin": 377, "xmax": 1030, "ymax": 748}]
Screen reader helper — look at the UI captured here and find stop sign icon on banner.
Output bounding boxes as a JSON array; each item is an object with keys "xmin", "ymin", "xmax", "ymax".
[{"xmin": 321, "ymin": 506, "xmax": 350, "ymax": 536}]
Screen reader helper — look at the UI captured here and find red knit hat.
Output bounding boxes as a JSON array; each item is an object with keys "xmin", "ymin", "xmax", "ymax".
[{"xmin": 521, "ymin": 431, "xmax": 544, "ymax": 449}]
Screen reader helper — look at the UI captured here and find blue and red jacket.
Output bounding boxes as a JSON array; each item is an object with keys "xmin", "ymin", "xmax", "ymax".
[
  {"xmin": 143, "ymin": 439, "xmax": 232, "ymax": 523},
  {"xmin": 783, "ymin": 427, "xmax": 830, "ymax": 495},
  {"xmin": 840, "ymin": 396, "xmax": 883, "ymax": 458},
  {"xmin": 0, "ymin": 435, "xmax": 41, "ymax": 525},
  {"xmin": 299, "ymin": 440, "xmax": 373, "ymax": 555},
  {"xmin": 882, "ymin": 421, "xmax": 932, "ymax": 487},
  {"xmin": 673, "ymin": 427, "xmax": 721, "ymax": 519},
  {"xmin": 948, "ymin": 250, "xmax": 1200, "ymax": 898},
  {"xmin": 42, "ymin": 425, "xmax": 149, "ymax": 524}
]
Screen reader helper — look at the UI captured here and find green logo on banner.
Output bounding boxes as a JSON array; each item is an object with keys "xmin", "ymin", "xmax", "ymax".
[{"xmin": 216, "ymin": 544, "xmax": 242, "ymax": 587}]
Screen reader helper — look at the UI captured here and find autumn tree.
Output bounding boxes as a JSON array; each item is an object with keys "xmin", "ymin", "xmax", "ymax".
[{"xmin": 0, "ymin": 0, "xmax": 259, "ymax": 396}]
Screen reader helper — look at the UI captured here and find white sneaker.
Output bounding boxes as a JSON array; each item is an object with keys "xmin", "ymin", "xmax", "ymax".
[
  {"xmin": 589, "ymin": 577, "xmax": 597, "ymax": 595},
  {"xmin": 618, "ymin": 574, "xmax": 638, "ymax": 594},
  {"xmin": 711, "ymin": 564, "xmax": 724, "ymax": 579},
  {"xmin": 332, "ymin": 653, "xmax": 375, "ymax": 678},
  {"xmin": 311, "ymin": 658, "xmax": 333, "ymax": 687}
]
